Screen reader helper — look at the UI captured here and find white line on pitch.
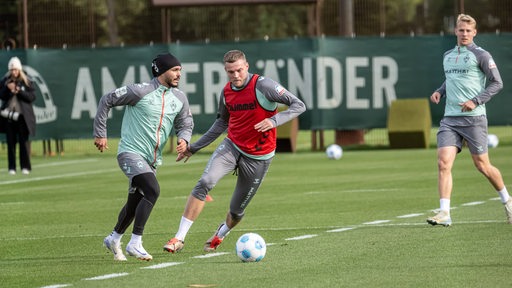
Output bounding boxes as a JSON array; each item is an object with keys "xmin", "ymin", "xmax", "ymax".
[
  {"xmin": 33, "ymin": 158, "xmax": 99, "ymax": 168},
  {"xmin": 0, "ymin": 168, "xmax": 119, "ymax": 185},
  {"xmin": 141, "ymin": 262, "xmax": 184, "ymax": 269},
  {"xmin": 396, "ymin": 213, "xmax": 424, "ymax": 218},
  {"xmin": 83, "ymin": 272, "xmax": 130, "ymax": 281},
  {"xmin": 326, "ymin": 227, "xmax": 355, "ymax": 233},
  {"xmin": 40, "ymin": 284, "xmax": 72, "ymax": 288},
  {"xmin": 461, "ymin": 201, "xmax": 485, "ymax": 206},
  {"xmin": 363, "ymin": 220, "xmax": 391, "ymax": 225},
  {"xmin": 285, "ymin": 234, "xmax": 318, "ymax": 241},
  {"xmin": 193, "ymin": 252, "xmax": 230, "ymax": 258}
]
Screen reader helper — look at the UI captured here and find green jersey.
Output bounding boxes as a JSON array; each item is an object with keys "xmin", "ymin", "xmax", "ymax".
[
  {"xmin": 94, "ymin": 78, "xmax": 193, "ymax": 167},
  {"xmin": 436, "ymin": 42, "xmax": 503, "ymax": 117}
]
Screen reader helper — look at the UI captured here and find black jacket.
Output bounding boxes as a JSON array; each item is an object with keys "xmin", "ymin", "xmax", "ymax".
[{"xmin": 0, "ymin": 75, "xmax": 37, "ymax": 136}]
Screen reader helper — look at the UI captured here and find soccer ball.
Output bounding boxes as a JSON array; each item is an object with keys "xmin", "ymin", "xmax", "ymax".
[
  {"xmin": 235, "ymin": 233, "xmax": 266, "ymax": 262},
  {"xmin": 487, "ymin": 134, "xmax": 499, "ymax": 148},
  {"xmin": 326, "ymin": 144, "xmax": 343, "ymax": 160}
]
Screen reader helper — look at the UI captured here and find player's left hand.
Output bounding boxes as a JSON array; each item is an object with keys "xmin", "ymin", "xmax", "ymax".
[
  {"xmin": 176, "ymin": 138, "xmax": 188, "ymax": 153},
  {"xmin": 459, "ymin": 100, "xmax": 476, "ymax": 112},
  {"xmin": 254, "ymin": 118, "xmax": 274, "ymax": 132}
]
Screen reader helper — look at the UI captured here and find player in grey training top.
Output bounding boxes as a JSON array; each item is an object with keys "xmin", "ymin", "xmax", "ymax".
[
  {"xmin": 94, "ymin": 53, "xmax": 193, "ymax": 261},
  {"xmin": 427, "ymin": 14, "xmax": 511, "ymax": 227}
]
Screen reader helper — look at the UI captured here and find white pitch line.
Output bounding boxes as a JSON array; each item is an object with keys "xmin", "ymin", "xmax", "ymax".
[
  {"xmin": 326, "ymin": 227, "xmax": 355, "ymax": 233},
  {"xmin": 461, "ymin": 201, "xmax": 485, "ymax": 206},
  {"xmin": 285, "ymin": 234, "xmax": 318, "ymax": 241},
  {"xmin": 304, "ymin": 188, "xmax": 400, "ymax": 195},
  {"xmin": 193, "ymin": 252, "xmax": 230, "ymax": 259},
  {"xmin": 40, "ymin": 284, "xmax": 72, "ymax": 288},
  {"xmin": 33, "ymin": 158, "xmax": 99, "ymax": 168},
  {"xmin": 0, "ymin": 168, "xmax": 119, "ymax": 185},
  {"xmin": 363, "ymin": 220, "xmax": 391, "ymax": 225},
  {"xmin": 83, "ymin": 272, "xmax": 129, "ymax": 281},
  {"xmin": 0, "ymin": 201, "xmax": 25, "ymax": 206},
  {"xmin": 396, "ymin": 213, "xmax": 424, "ymax": 218},
  {"xmin": 141, "ymin": 262, "xmax": 184, "ymax": 269}
]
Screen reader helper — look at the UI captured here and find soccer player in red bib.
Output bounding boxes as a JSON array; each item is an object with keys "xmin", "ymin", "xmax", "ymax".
[{"xmin": 164, "ymin": 50, "xmax": 306, "ymax": 253}]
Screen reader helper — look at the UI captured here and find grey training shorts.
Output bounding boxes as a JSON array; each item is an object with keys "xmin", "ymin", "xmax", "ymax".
[
  {"xmin": 436, "ymin": 115, "xmax": 488, "ymax": 155},
  {"xmin": 117, "ymin": 152, "xmax": 156, "ymax": 189}
]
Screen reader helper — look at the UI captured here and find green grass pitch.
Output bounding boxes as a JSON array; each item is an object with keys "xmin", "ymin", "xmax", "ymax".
[{"xmin": 0, "ymin": 136, "xmax": 511, "ymax": 287}]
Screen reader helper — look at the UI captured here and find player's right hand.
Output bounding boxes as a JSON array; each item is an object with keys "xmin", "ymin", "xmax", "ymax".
[{"xmin": 430, "ymin": 92, "xmax": 441, "ymax": 104}]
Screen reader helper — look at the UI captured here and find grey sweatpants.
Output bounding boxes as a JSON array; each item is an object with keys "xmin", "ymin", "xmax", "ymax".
[{"xmin": 191, "ymin": 138, "xmax": 273, "ymax": 217}]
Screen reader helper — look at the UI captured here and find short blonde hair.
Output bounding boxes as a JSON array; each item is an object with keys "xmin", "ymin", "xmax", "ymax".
[
  {"xmin": 223, "ymin": 50, "xmax": 246, "ymax": 63},
  {"xmin": 457, "ymin": 14, "xmax": 477, "ymax": 28}
]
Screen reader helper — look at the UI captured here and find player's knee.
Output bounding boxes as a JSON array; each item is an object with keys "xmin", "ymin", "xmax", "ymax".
[
  {"xmin": 132, "ymin": 173, "xmax": 160, "ymax": 205},
  {"xmin": 191, "ymin": 178, "xmax": 215, "ymax": 201},
  {"xmin": 230, "ymin": 211, "xmax": 244, "ymax": 221}
]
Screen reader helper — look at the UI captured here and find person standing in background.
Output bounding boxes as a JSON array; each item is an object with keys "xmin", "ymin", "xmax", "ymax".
[
  {"xmin": 94, "ymin": 53, "xmax": 193, "ymax": 261},
  {"xmin": 427, "ymin": 14, "xmax": 511, "ymax": 226},
  {"xmin": 0, "ymin": 56, "xmax": 36, "ymax": 175}
]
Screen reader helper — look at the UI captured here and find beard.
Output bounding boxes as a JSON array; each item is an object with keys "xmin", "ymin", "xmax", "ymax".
[{"xmin": 167, "ymin": 77, "xmax": 179, "ymax": 88}]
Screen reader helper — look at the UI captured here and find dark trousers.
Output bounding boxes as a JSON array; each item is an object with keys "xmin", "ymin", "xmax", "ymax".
[{"xmin": 5, "ymin": 117, "xmax": 31, "ymax": 171}]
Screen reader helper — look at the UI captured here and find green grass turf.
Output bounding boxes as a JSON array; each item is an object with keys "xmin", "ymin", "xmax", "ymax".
[{"xmin": 0, "ymin": 132, "xmax": 511, "ymax": 287}]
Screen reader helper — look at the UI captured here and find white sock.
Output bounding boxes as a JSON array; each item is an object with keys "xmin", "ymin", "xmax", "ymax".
[
  {"xmin": 111, "ymin": 231, "xmax": 123, "ymax": 243},
  {"xmin": 497, "ymin": 187, "xmax": 510, "ymax": 203},
  {"xmin": 440, "ymin": 198, "xmax": 450, "ymax": 213},
  {"xmin": 175, "ymin": 216, "xmax": 194, "ymax": 241},
  {"xmin": 129, "ymin": 233, "xmax": 142, "ymax": 245},
  {"xmin": 217, "ymin": 222, "xmax": 231, "ymax": 238}
]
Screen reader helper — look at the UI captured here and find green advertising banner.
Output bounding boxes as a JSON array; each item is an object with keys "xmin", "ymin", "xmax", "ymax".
[{"xmin": 1, "ymin": 34, "xmax": 511, "ymax": 140}]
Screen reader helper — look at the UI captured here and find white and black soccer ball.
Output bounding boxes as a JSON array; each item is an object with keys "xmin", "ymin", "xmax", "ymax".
[
  {"xmin": 325, "ymin": 144, "xmax": 343, "ymax": 160},
  {"xmin": 236, "ymin": 233, "xmax": 266, "ymax": 262},
  {"xmin": 487, "ymin": 134, "xmax": 499, "ymax": 148}
]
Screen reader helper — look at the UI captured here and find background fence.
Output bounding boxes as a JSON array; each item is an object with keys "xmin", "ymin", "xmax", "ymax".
[{"xmin": 2, "ymin": 0, "xmax": 512, "ymax": 49}]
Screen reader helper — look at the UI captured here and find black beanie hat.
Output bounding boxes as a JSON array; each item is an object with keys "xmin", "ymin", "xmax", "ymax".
[{"xmin": 151, "ymin": 53, "xmax": 181, "ymax": 77}]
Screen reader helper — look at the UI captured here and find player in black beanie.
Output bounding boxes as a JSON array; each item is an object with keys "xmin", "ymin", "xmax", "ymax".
[
  {"xmin": 152, "ymin": 53, "xmax": 181, "ymax": 77},
  {"xmin": 95, "ymin": 51, "xmax": 192, "ymax": 261}
]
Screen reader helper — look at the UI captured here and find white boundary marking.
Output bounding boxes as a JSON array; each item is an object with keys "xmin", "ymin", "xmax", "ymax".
[
  {"xmin": 193, "ymin": 252, "xmax": 230, "ymax": 259},
  {"xmin": 326, "ymin": 227, "xmax": 355, "ymax": 233},
  {"xmin": 363, "ymin": 220, "xmax": 391, "ymax": 225},
  {"xmin": 0, "ymin": 168, "xmax": 119, "ymax": 185},
  {"xmin": 142, "ymin": 262, "xmax": 184, "ymax": 269},
  {"xmin": 285, "ymin": 234, "xmax": 318, "ymax": 241},
  {"xmin": 83, "ymin": 272, "xmax": 130, "ymax": 281},
  {"xmin": 461, "ymin": 201, "xmax": 485, "ymax": 206},
  {"xmin": 396, "ymin": 213, "xmax": 424, "ymax": 218}
]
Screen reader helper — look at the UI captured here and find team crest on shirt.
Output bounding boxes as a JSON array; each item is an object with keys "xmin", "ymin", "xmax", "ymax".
[
  {"xmin": 275, "ymin": 84, "xmax": 286, "ymax": 96},
  {"xmin": 488, "ymin": 58, "xmax": 497, "ymax": 69}
]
